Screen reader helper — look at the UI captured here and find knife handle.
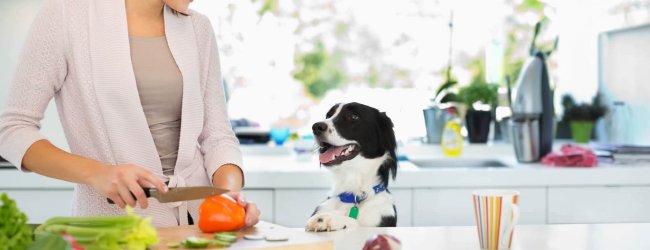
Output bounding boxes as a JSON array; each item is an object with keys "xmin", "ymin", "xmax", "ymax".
[{"xmin": 107, "ymin": 187, "xmax": 152, "ymax": 204}]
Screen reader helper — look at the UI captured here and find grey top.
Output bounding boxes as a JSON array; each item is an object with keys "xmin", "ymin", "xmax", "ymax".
[{"xmin": 129, "ymin": 36, "xmax": 183, "ymax": 176}]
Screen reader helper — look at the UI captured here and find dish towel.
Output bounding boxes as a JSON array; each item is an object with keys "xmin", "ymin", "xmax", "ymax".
[{"xmin": 542, "ymin": 144, "xmax": 598, "ymax": 167}]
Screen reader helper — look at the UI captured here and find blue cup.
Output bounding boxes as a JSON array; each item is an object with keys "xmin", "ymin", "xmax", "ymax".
[{"xmin": 270, "ymin": 128, "xmax": 290, "ymax": 146}]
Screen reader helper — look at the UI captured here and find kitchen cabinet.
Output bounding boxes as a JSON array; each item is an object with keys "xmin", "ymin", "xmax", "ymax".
[
  {"xmin": 3, "ymin": 189, "xmax": 73, "ymax": 224},
  {"xmin": 413, "ymin": 187, "xmax": 546, "ymax": 226},
  {"xmin": 273, "ymin": 188, "xmax": 413, "ymax": 227},
  {"xmin": 548, "ymin": 186, "xmax": 650, "ymax": 224},
  {"xmin": 391, "ymin": 189, "xmax": 413, "ymax": 227},
  {"xmin": 242, "ymin": 189, "xmax": 274, "ymax": 223},
  {"xmin": 275, "ymin": 189, "xmax": 330, "ymax": 228}
]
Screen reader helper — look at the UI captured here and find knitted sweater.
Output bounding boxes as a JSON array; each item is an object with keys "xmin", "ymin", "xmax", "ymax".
[{"xmin": 0, "ymin": 0, "xmax": 243, "ymax": 226}]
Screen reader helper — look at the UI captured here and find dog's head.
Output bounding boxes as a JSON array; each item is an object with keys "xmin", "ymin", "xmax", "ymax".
[{"xmin": 312, "ymin": 102, "xmax": 397, "ymax": 186}]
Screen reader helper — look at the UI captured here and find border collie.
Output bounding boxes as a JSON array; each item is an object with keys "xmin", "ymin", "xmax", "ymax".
[{"xmin": 305, "ymin": 102, "xmax": 397, "ymax": 231}]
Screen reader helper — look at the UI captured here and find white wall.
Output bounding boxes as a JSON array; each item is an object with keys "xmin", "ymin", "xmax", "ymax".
[
  {"xmin": 0, "ymin": 0, "xmax": 69, "ymax": 150},
  {"xmin": 553, "ymin": 0, "xmax": 650, "ymax": 145}
]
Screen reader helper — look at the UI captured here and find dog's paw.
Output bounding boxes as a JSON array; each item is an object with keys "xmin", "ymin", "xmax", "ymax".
[{"xmin": 305, "ymin": 214, "xmax": 358, "ymax": 232}]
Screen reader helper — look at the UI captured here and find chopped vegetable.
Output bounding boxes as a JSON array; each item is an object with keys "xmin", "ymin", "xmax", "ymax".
[
  {"xmin": 198, "ymin": 195, "xmax": 246, "ymax": 233},
  {"xmin": 34, "ymin": 206, "xmax": 158, "ymax": 250},
  {"xmin": 169, "ymin": 233, "xmax": 239, "ymax": 249},
  {"xmin": 0, "ymin": 193, "xmax": 33, "ymax": 250},
  {"xmin": 180, "ymin": 237, "xmax": 211, "ymax": 249},
  {"xmin": 166, "ymin": 242, "xmax": 181, "ymax": 248},
  {"xmin": 211, "ymin": 238, "xmax": 234, "ymax": 247},
  {"xmin": 214, "ymin": 231, "xmax": 237, "ymax": 242}
]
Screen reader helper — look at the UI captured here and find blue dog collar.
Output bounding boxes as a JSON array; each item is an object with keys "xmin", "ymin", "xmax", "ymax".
[{"xmin": 338, "ymin": 184, "xmax": 386, "ymax": 204}]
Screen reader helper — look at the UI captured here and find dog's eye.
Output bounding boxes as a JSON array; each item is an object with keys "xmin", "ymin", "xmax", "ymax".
[{"xmin": 348, "ymin": 113, "xmax": 359, "ymax": 121}]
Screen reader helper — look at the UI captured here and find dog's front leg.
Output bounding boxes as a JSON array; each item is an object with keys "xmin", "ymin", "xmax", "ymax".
[{"xmin": 305, "ymin": 212, "xmax": 359, "ymax": 232}]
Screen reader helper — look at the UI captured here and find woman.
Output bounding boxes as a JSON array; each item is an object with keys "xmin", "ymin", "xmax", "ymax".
[{"xmin": 0, "ymin": 0, "xmax": 260, "ymax": 227}]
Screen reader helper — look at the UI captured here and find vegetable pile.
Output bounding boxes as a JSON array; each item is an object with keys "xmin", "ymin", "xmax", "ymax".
[
  {"xmin": 198, "ymin": 195, "xmax": 246, "ymax": 233},
  {"xmin": 0, "ymin": 193, "xmax": 33, "ymax": 250},
  {"xmin": 34, "ymin": 207, "xmax": 158, "ymax": 250}
]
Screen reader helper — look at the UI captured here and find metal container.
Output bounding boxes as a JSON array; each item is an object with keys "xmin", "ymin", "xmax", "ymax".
[
  {"xmin": 423, "ymin": 107, "xmax": 452, "ymax": 144},
  {"xmin": 510, "ymin": 119, "xmax": 540, "ymax": 163},
  {"xmin": 510, "ymin": 51, "xmax": 554, "ymax": 161}
]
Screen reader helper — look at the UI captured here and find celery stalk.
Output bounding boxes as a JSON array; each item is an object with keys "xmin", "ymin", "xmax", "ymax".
[{"xmin": 35, "ymin": 207, "xmax": 158, "ymax": 250}]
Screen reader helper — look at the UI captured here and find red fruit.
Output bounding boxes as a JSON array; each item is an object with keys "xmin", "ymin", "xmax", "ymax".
[{"xmin": 198, "ymin": 195, "xmax": 246, "ymax": 233}]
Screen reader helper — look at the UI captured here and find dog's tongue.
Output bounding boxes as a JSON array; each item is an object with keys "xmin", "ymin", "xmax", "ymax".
[{"xmin": 319, "ymin": 145, "xmax": 348, "ymax": 164}]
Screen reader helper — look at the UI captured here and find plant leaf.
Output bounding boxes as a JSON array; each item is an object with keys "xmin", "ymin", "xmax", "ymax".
[
  {"xmin": 27, "ymin": 234, "xmax": 70, "ymax": 250},
  {"xmin": 434, "ymin": 80, "xmax": 457, "ymax": 100}
]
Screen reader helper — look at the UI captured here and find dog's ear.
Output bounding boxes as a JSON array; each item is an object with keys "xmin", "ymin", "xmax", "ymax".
[
  {"xmin": 378, "ymin": 112, "xmax": 396, "ymax": 153},
  {"xmin": 377, "ymin": 112, "xmax": 398, "ymax": 186}
]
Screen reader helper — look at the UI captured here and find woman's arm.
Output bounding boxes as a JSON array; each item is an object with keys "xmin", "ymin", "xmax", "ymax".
[
  {"xmin": 195, "ymin": 15, "xmax": 244, "ymax": 185},
  {"xmin": 212, "ymin": 163, "xmax": 259, "ymax": 226},
  {"xmin": 0, "ymin": 0, "xmax": 67, "ymax": 169},
  {"xmin": 211, "ymin": 164, "xmax": 244, "ymax": 191},
  {"xmin": 22, "ymin": 140, "xmax": 167, "ymax": 209},
  {"xmin": 195, "ymin": 14, "xmax": 259, "ymax": 226}
]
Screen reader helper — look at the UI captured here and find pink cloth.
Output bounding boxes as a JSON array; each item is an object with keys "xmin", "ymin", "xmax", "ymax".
[
  {"xmin": 541, "ymin": 144, "xmax": 598, "ymax": 167},
  {"xmin": 0, "ymin": 0, "xmax": 242, "ymax": 226}
]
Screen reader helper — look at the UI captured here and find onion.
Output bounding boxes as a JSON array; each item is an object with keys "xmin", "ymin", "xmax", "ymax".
[{"xmin": 362, "ymin": 234, "xmax": 402, "ymax": 250}]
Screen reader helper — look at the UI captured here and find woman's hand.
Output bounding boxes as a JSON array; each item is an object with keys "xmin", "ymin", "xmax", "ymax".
[
  {"xmin": 88, "ymin": 163, "xmax": 168, "ymax": 209},
  {"xmin": 228, "ymin": 192, "xmax": 261, "ymax": 227}
]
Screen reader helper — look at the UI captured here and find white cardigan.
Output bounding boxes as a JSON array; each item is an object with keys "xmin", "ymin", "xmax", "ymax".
[{"xmin": 0, "ymin": 0, "xmax": 243, "ymax": 226}]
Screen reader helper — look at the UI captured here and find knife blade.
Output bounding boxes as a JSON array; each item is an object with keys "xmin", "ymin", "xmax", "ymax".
[{"xmin": 107, "ymin": 186, "xmax": 229, "ymax": 204}]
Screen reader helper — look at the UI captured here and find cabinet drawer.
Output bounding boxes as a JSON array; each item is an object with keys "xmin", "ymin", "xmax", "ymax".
[
  {"xmin": 391, "ymin": 189, "xmax": 413, "ymax": 227},
  {"xmin": 242, "ymin": 189, "xmax": 274, "ymax": 223},
  {"xmin": 413, "ymin": 187, "xmax": 546, "ymax": 226},
  {"xmin": 548, "ymin": 186, "xmax": 650, "ymax": 224},
  {"xmin": 275, "ymin": 189, "xmax": 330, "ymax": 228}
]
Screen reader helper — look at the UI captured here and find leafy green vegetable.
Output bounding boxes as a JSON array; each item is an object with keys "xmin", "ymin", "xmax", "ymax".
[
  {"xmin": 27, "ymin": 234, "xmax": 70, "ymax": 250},
  {"xmin": 34, "ymin": 206, "xmax": 158, "ymax": 250},
  {"xmin": 0, "ymin": 193, "xmax": 33, "ymax": 250}
]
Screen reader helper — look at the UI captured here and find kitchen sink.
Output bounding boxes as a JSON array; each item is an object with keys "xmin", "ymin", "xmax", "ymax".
[{"xmin": 409, "ymin": 159, "xmax": 510, "ymax": 168}]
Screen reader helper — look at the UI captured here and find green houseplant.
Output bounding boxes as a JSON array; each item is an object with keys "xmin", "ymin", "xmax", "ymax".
[
  {"xmin": 458, "ymin": 81, "xmax": 499, "ymax": 143},
  {"xmin": 561, "ymin": 94, "xmax": 607, "ymax": 143}
]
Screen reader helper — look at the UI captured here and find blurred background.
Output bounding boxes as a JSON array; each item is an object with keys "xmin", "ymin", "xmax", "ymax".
[{"xmin": 1, "ymin": 0, "xmax": 649, "ymax": 148}]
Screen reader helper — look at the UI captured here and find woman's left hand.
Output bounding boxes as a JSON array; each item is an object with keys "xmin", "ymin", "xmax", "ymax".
[{"xmin": 227, "ymin": 192, "xmax": 261, "ymax": 227}]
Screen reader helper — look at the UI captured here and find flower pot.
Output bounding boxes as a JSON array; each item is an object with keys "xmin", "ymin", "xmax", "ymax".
[
  {"xmin": 423, "ymin": 107, "xmax": 452, "ymax": 144},
  {"xmin": 465, "ymin": 110, "xmax": 492, "ymax": 143},
  {"xmin": 570, "ymin": 121, "xmax": 594, "ymax": 143}
]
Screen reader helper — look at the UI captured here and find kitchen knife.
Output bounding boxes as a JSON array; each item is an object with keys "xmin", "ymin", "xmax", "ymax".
[{"xmin": 107, "ymin": 186, "xmax": 229, "ymax": 204}]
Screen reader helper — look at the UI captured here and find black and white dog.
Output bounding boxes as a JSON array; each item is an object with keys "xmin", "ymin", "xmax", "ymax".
[{"xmin": 305, "ymin": 102, "xmax": 398, "ymax": 231}]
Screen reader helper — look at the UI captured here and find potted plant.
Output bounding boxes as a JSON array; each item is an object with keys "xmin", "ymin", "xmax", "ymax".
[
  {"xmin": 458, "ymin": 82, "xmax": 498, "ymax": 143},
  {"xmin": 561, "ymin": 94, "xmax": 607, "ymax": 143}
]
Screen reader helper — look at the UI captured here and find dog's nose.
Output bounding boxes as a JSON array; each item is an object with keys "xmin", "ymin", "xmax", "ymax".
[{"xmin": 312, "ymin": 122, "xmax": 328, "ymax": 136}]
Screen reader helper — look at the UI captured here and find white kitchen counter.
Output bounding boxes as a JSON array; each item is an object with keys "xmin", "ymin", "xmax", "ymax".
[
  {"xmin": 2, "ymin": 143, "xmax": 649, "ymax": 189},
  {"xmin": 241, "ymin": 143, "xmax": 650, "ymax": 188},
  {"xmin": 315, "ymin": 223, "xmax": 650, "ymax": 250},
  {"xmin": 3, "ymin": 143, "xmax": 650, "ymax": 225}
]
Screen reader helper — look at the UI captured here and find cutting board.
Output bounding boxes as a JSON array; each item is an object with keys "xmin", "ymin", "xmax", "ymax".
[{"xmin": 154, "ymin": 221, "xmax": 332, "ymax": 250}]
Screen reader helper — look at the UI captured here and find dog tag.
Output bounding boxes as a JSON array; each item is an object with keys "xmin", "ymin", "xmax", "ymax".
[{"xmin": 349, "ymin": 205, "xmax": 359, "ymax": 219}]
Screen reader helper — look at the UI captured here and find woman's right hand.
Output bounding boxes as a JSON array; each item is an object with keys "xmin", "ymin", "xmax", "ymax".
[{"xmin": 88, "ymin": 163, "xmax": 168, "ymax": 209}]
